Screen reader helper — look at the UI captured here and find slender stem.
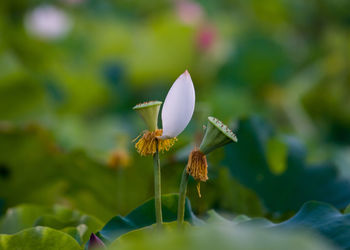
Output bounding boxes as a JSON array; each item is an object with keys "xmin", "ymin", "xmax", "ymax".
[
  {"xmin": 153, "ymin": 139, "xmax": 163, "ymax": 227},
  {"xmin": 177, "ymin": 167, "xmax": 189, "ymax": 226}
]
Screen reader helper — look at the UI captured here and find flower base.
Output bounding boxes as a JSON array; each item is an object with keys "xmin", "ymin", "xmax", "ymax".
[{"xmin": 134, "ymin": 129, "xmax": 177, "ymax": 156}]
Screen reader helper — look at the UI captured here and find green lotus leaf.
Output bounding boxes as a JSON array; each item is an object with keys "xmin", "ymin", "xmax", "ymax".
[
  {"xmin": 231, "ymin": 201, "xmax": 350, "ymax": 249},
  {"xmin": 107, "ymin": 222, "xmax": 333, "ymax": 250},
  {"xmin": 224, "ymin": 116, "xmax": 350, "ymax": 212},
  {"xmin": 0, "ymin": 226, "xmax": 81, "ymax": 250},
  {"xmin": 0, "ymin": 204, "xmax": 102, "ymax": 245},
  {"xmin": 98, "ymin": 194, "xmax": 201, "ymax": 243}
]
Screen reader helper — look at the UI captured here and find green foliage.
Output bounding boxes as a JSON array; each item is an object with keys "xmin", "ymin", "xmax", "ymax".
[
  {"xmin": 1, "ymin": 0, "xmax": 350, "ymax": 248},
  {"xmin": 345, "ymin": 204, "xmax": 350, "ymax": 214},
  {"xmin": 98, "ymin": 194, "xmax": 200, "ymax": 243},
  {"xmin": 220, "ymin": 34, "xmax": 293, "ymax": 88},
  {"xmin": 108, "ymin": 223, "xmax": 334, "ymax": 250},
  {"xmin": 0, "ymin": 123, "xmax": 266, "ymax": 221},
  {"xmin": 96, "ymin": 192, "xmax": 350, "ymax": 249},
  {"xmin": 0, "ymin": 227, "xmax": 82, "ymax": 250},
  {"xmin": 0, "ymin": 73, "xmax": 45, "ymax": 120},
  {"xmin": 0, "ymin": 204, "xmax": 50, "ymax": 234},
  {"xmin": 224, "ymin": 116, "xmax": 350, "ymax": 212},
  {"xmin": 236, "ymin": 201, "xmax": 350, "ymax": 249},
  {"xmin": 0, "ymin": 204, "xmax": 102, "ymax": 245},
  {"xmin": 266, "ymin": 137, "xmax": 288, "ymax": 175},
  {"xmin": 0, "ymin": 125, "xmax": 154, "ymax": 221},
  {"xmin": 302, "ymin": 79, "xmax": 350, "ymax": 144},
  {"xmin": 103, "ymin": 199, "xmax": 349, "ymax": 249}
]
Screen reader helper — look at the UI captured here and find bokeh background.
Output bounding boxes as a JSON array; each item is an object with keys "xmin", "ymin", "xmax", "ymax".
[{"xmin": 1, "ymin": 0, "xmax": 350, "ymax": 225}]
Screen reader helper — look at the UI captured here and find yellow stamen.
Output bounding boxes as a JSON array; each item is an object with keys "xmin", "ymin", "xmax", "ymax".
[
  {"xmin": 186, "ymin": 149, "xmax": 208, "ymax": 197},
  {"xmin": 196, "ymin": 182, "xmax": 201, "ymax": 198},
  {"xmin": 186, "ymin": 149, "xmax": 208, "ymax": 181},
  {"xmin": 134, "ymin": 129, "xmax": 177, "ymax": 156}
]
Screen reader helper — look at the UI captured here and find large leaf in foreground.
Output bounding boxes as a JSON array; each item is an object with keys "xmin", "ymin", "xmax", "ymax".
[
  {"xmin": 224, "ymin": 116, "xmax": 350, "ymax": 212},
  {"xmin": 108, "ymin": 222, "xmax": 333, "ymax": 250},
  {"xmin": 108, "ymin": 201, "xmax": 347, "ymax": 250},
  {"xmin": 274, "ymin": 201, "xmax": 350, "ymax": 249},
  {"xmin": 0, "ymin": 204, "xmax": 102, "ymax": 245},
  {"xmin": 0, "ymin": 226, "xmax": 81, "ymax": 250},
  {"xmin": 229, "ymin": 201, "xmax": 350, "ymax": 249},
  {"xmin": 98, "ymin": 193, "xmax": 200, "ymax": 242}
]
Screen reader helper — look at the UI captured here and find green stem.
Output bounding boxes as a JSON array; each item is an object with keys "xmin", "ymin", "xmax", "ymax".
[
  {"xmin": 153, "ymin": 139, "xmax": 163, "ymax": 227},
  {"xmin": 177, "ymin": 167, "xmax": 189, "ymax": 226}
]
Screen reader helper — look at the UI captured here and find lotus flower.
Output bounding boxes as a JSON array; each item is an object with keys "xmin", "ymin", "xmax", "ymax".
[{"xmin": 134, "ymin": 70, "xmax": 195, "ymax": 156}]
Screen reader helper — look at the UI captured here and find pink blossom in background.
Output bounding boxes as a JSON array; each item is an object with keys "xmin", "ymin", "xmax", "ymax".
[
  {"xmin": 25, "ymin": 5, "xmax": 72, "ymax": 40},
  {"xmin": 176, "ymin": 0, "xmax": 204, "ymax": 25},
  {"xmin": 197, "ymin": 24, "xmax": 217, "ymax": 51}
]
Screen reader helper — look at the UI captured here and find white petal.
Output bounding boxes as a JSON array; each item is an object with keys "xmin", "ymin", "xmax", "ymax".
[{"xmin": 159, "ymin": 70, "xmax": 195, "ymax": 139}]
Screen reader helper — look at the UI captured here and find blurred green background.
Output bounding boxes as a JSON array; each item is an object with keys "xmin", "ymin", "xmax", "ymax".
[{"xmin": 1, "ymin": 0, "xmax": 350, "ymax": 225}]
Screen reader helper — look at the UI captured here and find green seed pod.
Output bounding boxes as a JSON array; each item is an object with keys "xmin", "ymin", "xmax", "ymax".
[
  {"xmin": 199, "ymin": 116, "xmax": 237, "ymax": 155},
  {"xmin": 133, "ymin": 101, "xmax": 162, "ymax": 131}
]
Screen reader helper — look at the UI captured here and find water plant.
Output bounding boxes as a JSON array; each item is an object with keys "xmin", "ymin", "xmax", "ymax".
[
  {"xmin": 177, "ymin": 116, "xmax": 237, "ymax": 225},
  {"xmin": 133, "ymin": 70, "xmax": 195, "ymax": 226}
]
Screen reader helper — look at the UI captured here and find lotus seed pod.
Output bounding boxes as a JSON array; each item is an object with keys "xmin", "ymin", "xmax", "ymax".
[
  {"xmin": 199, "ymin": 116, "xmax": 237, "ymax": 155},
  {"xmin": 133, "ymin": 101, "xmax": 162, "ymax": 131}
]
